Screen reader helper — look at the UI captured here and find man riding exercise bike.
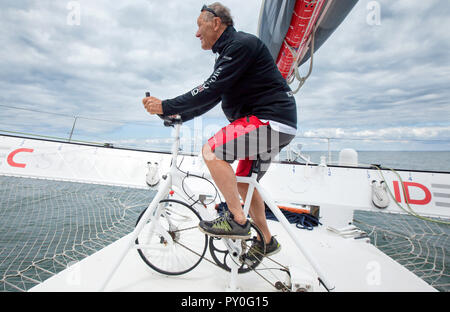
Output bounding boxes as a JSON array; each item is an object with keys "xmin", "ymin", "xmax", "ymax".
[{"xmin": 143, "ymin": 2, "xmax": 297, "ymax": 260}]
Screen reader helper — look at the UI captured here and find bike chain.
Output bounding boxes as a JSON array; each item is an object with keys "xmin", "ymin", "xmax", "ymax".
[{"xmin": 172, "ymin": 231, "xmax": 292, "ymax": 292}]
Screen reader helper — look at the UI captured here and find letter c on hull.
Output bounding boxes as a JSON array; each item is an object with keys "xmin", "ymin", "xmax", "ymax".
[{"xmin": 7, "ymin": 148, "xmax": 34, "ymax": 168}]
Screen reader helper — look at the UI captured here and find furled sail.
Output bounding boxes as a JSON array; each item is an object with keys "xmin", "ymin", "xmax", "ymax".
[{"xmin": 258, "ymin": 0, "xmax": 358, "ymax": 84}]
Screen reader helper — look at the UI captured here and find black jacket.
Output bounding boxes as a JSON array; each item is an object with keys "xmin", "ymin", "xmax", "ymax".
[{"xmin": 161, "ymin": 26, "xmax": 297, "ymax": 129}]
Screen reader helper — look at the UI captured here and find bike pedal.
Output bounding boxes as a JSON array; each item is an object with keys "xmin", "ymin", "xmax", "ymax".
[{"xmin": 275, "ymin": 281, "xmax": 290, "ymax": 292}]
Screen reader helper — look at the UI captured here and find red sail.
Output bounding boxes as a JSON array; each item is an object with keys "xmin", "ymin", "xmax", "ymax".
[{"xmin": 276, "ymin": 0, "xmax": 325, "ymax": 78}]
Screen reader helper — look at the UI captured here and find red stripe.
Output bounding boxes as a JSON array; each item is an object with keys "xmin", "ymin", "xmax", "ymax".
[
  {"xmin": 236, "ymin": 159, "xmax": 253, "ymax": 177},
  {"xmin": 208, "ymin": 116, "xmax": 268, "ymax": 151},
  {"xmin": 393, "ymin": 181, "xmax": 402, "ymax": 202},
  {"xmin": 276, "ymin": 0, "xmax": 325, "ymax": 78}
]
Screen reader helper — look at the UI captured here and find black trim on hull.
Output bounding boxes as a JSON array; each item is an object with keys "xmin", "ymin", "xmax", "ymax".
[{"xmin": 1, "ymin": 133, "xmax": 449, "ymax": 175}]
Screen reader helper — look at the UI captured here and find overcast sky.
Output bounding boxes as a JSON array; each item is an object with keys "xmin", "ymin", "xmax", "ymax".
[{"xmin": 0, "ymin": 0, "xmax": 449, "ymax": 151}]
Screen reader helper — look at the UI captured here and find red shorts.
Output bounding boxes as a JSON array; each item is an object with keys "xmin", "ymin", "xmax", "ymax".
[{"xmin": 208, "ymin": 116, "xmax": 294, "ymax": 181}]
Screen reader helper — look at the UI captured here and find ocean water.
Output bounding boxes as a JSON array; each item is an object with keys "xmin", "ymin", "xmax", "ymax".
[
  {"xmin": 0, "ymin": 151, "xmax": 449, "ymax": 292},
  {"xmin": 280, "ymin": 150, "xmax": 450, "ymax": 172},
  {"xmin": 312, "ymin": 151, "xmax": 450, "ymax": 172}
]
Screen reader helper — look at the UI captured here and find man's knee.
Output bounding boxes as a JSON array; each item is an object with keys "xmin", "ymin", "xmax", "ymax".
[{"xmin": 202, "ymin": 143, "xmax": 216, "ymax": 162}]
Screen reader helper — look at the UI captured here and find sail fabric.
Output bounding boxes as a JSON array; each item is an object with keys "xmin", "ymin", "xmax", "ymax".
[
  {"xmin": 257, "ymin": 0, "xmax": 359, "ymax": 67},
  {"xmin": 257, "ymin": 0, "xmax": 297, "ymax": 63}
]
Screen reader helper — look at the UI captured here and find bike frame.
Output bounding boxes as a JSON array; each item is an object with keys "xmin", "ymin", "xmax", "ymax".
[{"xmin": 100, "ymin": 121, "xmax": 334, "ymax": 292}]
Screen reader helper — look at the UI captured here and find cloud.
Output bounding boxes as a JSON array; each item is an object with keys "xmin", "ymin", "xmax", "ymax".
[
  {"xmin": 292, "ymin": 0, "xmax": 450, "ymax": 147},
  {"xmin": 302, "ymin": 126, "xmax": 450, "ymax": 140},
  {"xmin": 0, "ymin": 0, "xmax": 449, "ymax": 151}
]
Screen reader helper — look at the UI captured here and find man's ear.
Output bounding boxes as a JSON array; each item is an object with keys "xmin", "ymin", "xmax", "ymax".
[{"xmin": 213, "ymin": 17, "xmax": 222, "ymax": 31}]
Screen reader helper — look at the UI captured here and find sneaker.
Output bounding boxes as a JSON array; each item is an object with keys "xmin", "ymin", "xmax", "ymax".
[
  {"xmin": 198, "ymin": 211, "xmax": 251, "ymax": 239},
  {"xmin": 246, "ymin": 236, "xmax": 281, "ymax": 263}
]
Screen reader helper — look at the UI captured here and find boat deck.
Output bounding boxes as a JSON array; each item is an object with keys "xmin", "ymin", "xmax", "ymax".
[{"xmin": 30, "ymin": 204, "xmax": 436, "ymax": 292}]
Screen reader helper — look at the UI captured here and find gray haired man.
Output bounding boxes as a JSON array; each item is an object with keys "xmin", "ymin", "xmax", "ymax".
[{"xmin": 143, "ymin": 3, "xmax": 297, "ymax": 259}]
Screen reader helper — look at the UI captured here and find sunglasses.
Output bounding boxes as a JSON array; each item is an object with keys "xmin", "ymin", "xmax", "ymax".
[{"xmin": 201, "ymin": 4, "xmax": 218, "ymax": 17}]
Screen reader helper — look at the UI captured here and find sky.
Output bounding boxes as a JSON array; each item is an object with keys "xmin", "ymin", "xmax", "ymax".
[{"xmin": 0, "ymin": 0, "xmax": 449, "ymax": 152}]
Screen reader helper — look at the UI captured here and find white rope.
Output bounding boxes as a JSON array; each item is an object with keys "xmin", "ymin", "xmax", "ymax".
[
  {"xmin": 0, "ymin": 175, "xmax": 155, "ymax": 291},
  {"xmin": 284, "ymin": 26, "xmax": 316, "ymax": 94},
  {"xmin": 354, "ymin": 210, "xmax": 449, "ymax": 291}
]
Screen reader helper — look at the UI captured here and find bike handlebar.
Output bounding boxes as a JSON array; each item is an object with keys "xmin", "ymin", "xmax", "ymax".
[
  {"xmin": 145, "ymin": 91, "xmax": 182, "ymax": 127},
  {"xmin": 162, "ymin": 115, "xmax": 182, "ymax": 127}
]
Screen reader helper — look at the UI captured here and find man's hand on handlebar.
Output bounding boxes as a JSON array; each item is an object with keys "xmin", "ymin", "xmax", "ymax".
[
  {"xmin": 143, "ymin": 92, "xmax": 180, "ymax": 126},
  {"xmin": 142, "ymin": 96, "xmax": 163, "ymax": 115}
]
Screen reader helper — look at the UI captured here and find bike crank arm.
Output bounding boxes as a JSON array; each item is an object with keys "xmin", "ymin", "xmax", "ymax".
[
  {"xmin": 222, "ymin": 238, "xmax": 242, "ymax": 258},
  {"xmin": 174, "ymin": 237, "xmax": 292, "ymax": 292}
]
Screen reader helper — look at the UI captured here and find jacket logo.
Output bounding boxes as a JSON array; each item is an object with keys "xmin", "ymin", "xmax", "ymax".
[{"xmin": 191, "ymin": 67, "xmax": 223, "ymax": 96}]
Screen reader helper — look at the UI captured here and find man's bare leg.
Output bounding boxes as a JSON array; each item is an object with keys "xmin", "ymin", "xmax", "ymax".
[
  {"xmin": 237, "ymin": 182, "xmax": 271, "ymax": 244},
  {"xmin": 202, "ymin": 144, "xmax": 247, "ymax": 225}
]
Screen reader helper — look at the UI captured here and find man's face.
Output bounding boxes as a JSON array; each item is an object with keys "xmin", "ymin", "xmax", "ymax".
[{"xmin": 196, "ymin": 12, "xmax": 218, "ymax": 50}]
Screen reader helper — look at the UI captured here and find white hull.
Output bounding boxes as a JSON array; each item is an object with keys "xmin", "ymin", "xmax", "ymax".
[
  {"xmin": 29, "ymin": 220, "xmax": 435, "ymax": 292},
  {"xmin": 1, "ymin": 134, "xmax": 447, "ymax": 292}
]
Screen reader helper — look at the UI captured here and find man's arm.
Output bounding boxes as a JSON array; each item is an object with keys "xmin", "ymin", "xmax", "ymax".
[
  {"xmin": 161, "ymin": 42, "xmax": 253, "ymax": 117},
  {"xmin": 177, "ymin": 99, "xmax": 220, "ymax": 122},
  {"xmin": 143, "ymin": 94, "xmax": 220, "ymax": 121}
]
